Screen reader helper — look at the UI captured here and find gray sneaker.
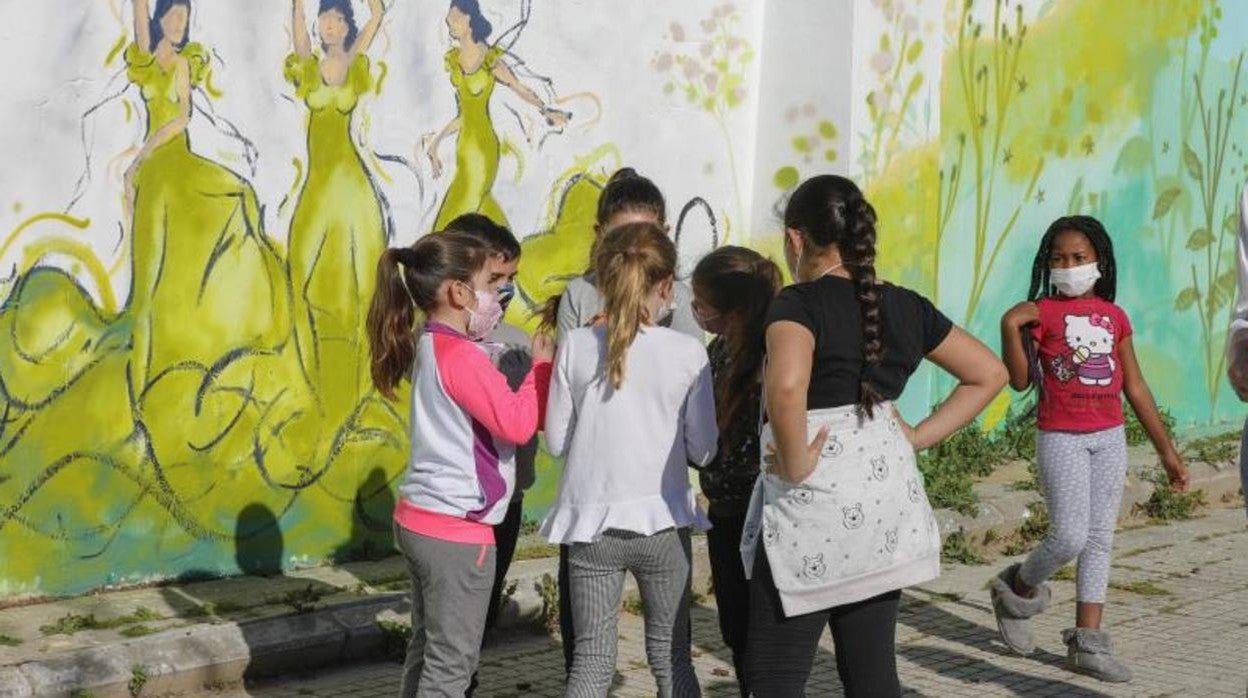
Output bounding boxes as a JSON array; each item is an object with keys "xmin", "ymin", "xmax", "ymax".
[
  {"xmin": 1062, "ymin": 628, "xmax": 1133, "ymax": 683},
  {"xmin": 988, "ymin": 563, "xmax": 1051, "ymax": 655}
]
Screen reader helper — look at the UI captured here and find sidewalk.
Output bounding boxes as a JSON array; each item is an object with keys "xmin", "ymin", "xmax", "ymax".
[
  {"xmin": 0, "ymin": 448, "xmax": 1241, "ymax": 696},
  {"xmin": 249, "ymin": 506, "xmax": 1248, "ymax": 697}
]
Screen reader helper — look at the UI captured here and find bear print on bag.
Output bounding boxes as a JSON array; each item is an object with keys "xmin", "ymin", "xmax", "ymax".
[
  {"xmin": 763, "ymin": 521, "xmax": 779, "ymax": 546},
  {"xmin": 790, "ymin": 486, "xmax": 815, "ymax": 506},
  {"xmin": 871, "ymin": 456, "xmax": 890, "ymax": 481},
  {"xmin": 907, "ymin": 478, "xmax": 922, "ymax": 503},
  {"xmin": 802, "ymin": 553, "xmax": 827, "ymax": 580},
  {"xmin": 884, "ymin": 528, "xmax": 899, "ymax": 554},
  {"xmin": 842, "ymin": 504, "xmax": 865, "ymax": 530},
  {"xmin": 822, "ymin": 435, "xmax": 844, "ymax": 458}
]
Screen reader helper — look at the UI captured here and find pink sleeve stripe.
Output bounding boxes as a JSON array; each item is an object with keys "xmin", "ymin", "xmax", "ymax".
[{"xmin": 432, "ymin": 329, "xmax": 547, "ymax": 446}]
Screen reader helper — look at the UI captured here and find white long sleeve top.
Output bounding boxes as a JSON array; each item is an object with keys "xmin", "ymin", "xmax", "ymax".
[{"xmin": 541, "ymin": 324, "xmax": 718, "ymax": 544}]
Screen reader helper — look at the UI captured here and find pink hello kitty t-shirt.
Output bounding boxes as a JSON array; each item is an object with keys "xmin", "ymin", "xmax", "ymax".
[{"xmin": 1030, "ymin": 297, "xmax": 1133, "ymax": 433}]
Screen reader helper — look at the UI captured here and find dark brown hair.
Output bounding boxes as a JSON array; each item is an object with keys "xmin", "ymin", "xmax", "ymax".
[
  {"xmin": 366, "ymin": 232, "xmax": 490, "ymax": 399},
  {"xmin": 595, "ymin": 222, "xmax": 677, "ymax": 389},
  {"xmin": 537, "ymin": 167, "xmax": 668, "ymax": 335},
  {"xmin": 692, "ymin": 246, "xmax": 783, "ymax": 432},
  {"xmin": 784, "ymin": 174, "xmax": 884, "ymax": 416}
]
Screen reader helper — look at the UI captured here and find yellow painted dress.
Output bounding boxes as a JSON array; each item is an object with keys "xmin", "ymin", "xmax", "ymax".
[
  {"xmin": 432, "ymin": 46, "xmax": 509, "ymax": 230},
  {"xmin": 283, "ymin": 52, "xmax": 385, "ymax": 419},
  {"xmin": 125, "ymin": 42, "xmax": 288, "ymax": 393}
]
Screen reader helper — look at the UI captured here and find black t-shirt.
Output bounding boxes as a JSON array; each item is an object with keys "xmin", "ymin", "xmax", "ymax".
[{"xmin": 765, "ymin": 276, "xmax": 953, "ymax": 410}]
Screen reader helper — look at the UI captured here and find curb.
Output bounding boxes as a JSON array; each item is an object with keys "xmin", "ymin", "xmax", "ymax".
[
  {"xmin": 2, "ymin": 466, "xmax": 1240, "ymax": 695},
  {"xmin": 0, "ymin": 595, "xmax": 405, "ymax": 697}
]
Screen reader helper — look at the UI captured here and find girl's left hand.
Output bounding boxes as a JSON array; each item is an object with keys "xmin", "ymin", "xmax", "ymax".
[
  {"xmin": 1161, "ymin": 451, "xmax": 1190, "ymax": 492},
  {"xmin": 763, "ymin": 425, "xmax": 829, "ymax": 484},
  {"xmin": 890, "ymin": 406, "xmax": 923, "ymax": 450}
]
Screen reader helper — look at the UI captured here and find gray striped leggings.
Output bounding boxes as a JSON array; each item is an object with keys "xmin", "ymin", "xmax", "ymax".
[
  {"xmin": 1019, "ymin": 427, "xmax": 1128, "ymax": 603},
  {"xmin": 565, "ymin": 528, "xmax": 700, "ymax": 697}
]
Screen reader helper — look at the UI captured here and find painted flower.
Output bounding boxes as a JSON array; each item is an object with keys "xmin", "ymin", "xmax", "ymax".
[
  {"xmin": 701, "ymin": 42, "xmax": 714, "ymax": 58},
  {"xmin": 683, "ymin": 60, "xmax": 702, "ymax": 81},
  {"xmin": 654, "ymin": 53, "xmax": 673, "ymax": 72},
  {"xmin": 701, "ymin": 18, "xmax": 716, "ymax": 33},
  {"xmin": 903, "ymin": 14, "xmax": 920, "ymax": 33},
  {"xmin": 802, "ymin": 102, "xmax": 817, "ymax": 117},
  {"xmin": 785, "ymin": 106, "xmax": 800, "ymax": 123},
  {"xmin": 670, "ymin": 22, "xmax": 686, "ymax": 41},
  {"xmin": 731, "ymin": 87, "xmax": 746, "ymax": 103},
  {"xmin": 870, "ymin": 50, "xmax": 895, "ymax": 74},
  {"xmin": 703, "ymin": 72, "xmax": 720, "ymax": 91}
]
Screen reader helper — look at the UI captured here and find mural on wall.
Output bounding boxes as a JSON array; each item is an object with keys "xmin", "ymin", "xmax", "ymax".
[
  {"xmin": 0, "ymin": 0, "xmax": 752, "ymax": 597},
  {"xmin": 1, "ymin": 0, "xmax": 1246, "ymax": 598}
]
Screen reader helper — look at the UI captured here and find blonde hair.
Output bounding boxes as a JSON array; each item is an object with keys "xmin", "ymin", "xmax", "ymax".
[{"xmin": 595, "ymin": 221, "xmax": 677, "ymax": 389}]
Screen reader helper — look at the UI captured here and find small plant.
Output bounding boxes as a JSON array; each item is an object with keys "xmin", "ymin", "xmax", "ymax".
[
  {"xmin": 621, "ymin": 593, "xmax": 644, "ymax": 615},
  {"xmin": 377, "ymin": 620, "xmax": 412, "ymax": 663},
  {"xmin": 128, "ymin": 664, "xmax": 149, "ymax": 697},
  {"xmin": 537, "ymin": 573, "xmax": 560, "ymax": 635},
  {"xmin": 1133, "ymin": 469, "xmax": 1207, "ymax": 522},
  {"xmin": 1003, "ymin": 502, "xmax": 1050, "ymax": 556},
  {"xmin": 941, "ymin": 529, "xmax": 985, "ymax": 566},
  {"xmin": 519, "ymin": 517, "xmax": 540, "ymax": 536},
  {"xmin": 1109, "ymin": 580, "xmax": 1172, "ymax": 597},
  {"xmin": 1011, "ymin": 461, "xmax": 1041, "ymax": 492},
  {"xmin": 0, "ymin": 634, "xmax": 22, "ymax": 646},
  {"xmin": 120, "ymin": 625, "xmax": 157, "ymax": 638},
  {"xmin": 513, "ymin": 543, "xmax": 561, "ymax": 562},
  {"xmin": 1051, "ymin": 566, "xmax": 1077, "ymax": 582},
  {"xmin": 1183, "ymin": 430, "xmax": 1240, "ymax": 468},
  {"xmin": 272, "ymin": 584, "xmax": 339, "ymax": 614},
  {"xmin": 69, "ymin": 690, "xmax": 96, "ymax": 698}
]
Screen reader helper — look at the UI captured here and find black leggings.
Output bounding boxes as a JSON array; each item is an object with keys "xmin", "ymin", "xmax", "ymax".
[
  {"xmin": 707, "ymin": 511, "xmax": 750, "ymax": 697},
  {"xmin": 746, "ymin": 551, "xmax": 901, "ymax": 698}
]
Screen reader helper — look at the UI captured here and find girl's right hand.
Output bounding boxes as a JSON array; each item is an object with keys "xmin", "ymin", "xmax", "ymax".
[
  {"xmin": 532, "ymin": 332, "xmax": 555, "ymax": 362},
  {"xmin": 1003, "ymin": 301, "xmax": 1039, "ymax": 329}
]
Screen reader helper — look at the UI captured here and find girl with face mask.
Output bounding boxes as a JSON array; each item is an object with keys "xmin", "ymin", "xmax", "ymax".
[
  {"xmin": 689, "ymin": 246, "xmax": 783, "ymax": 696},
  {"xmin": 993, "ymin": 216, "xmax": 1188, "ymax": 684},
  {"xmin": 367, "ymin": 232, "xmax": 554, "ymax": 696},
  {"xmin": 542, "ymin": 222, "xmax": 718, "ymax": 696}
]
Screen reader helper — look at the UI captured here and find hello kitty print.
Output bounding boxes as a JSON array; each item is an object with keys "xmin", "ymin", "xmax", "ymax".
[{"xmin": 1030, "ymin": 297, "xmax": 1133, "ymax": 432}]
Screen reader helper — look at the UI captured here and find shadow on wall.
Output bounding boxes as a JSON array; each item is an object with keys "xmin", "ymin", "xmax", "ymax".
[
  {"xmin": 236, "ymin": 503, "xmax": 285, "ymax": 577},
  {"xmin": 332, "ymin": 467, "xmax": 398, "ymax": 564}
]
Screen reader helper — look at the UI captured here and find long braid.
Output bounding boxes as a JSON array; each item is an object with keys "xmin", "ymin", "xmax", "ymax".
[{"xmin": 847, "ymin": 197, "xmax": 885, "ymax": 417}]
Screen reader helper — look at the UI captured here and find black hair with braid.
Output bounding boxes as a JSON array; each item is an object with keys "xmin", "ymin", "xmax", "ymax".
[
  {"xmin": 784, "ymin": 174, "xmax": 885, "ymax": 417},
  {"xmin": 1026, "ymin": 215, "xmax": 1118, "ymax": 302}
]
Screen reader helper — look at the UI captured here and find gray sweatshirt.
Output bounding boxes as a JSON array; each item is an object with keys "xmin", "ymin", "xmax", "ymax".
[{"xmin": 555, "ymin": 273, "xmax": 703, "ymax": 342}]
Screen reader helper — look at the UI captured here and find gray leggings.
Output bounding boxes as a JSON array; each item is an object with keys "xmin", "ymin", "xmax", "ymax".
[
  {"xmin": 565, "ymin": 528, "xmax": 700, "ymax": 697},
  {"xmin": 1019, "ymin": 427, "xmax": 1127, "ymax": 604},
  {"xmin": 395, "ymin": 526, "xmax": 495, "ymax": 698}
]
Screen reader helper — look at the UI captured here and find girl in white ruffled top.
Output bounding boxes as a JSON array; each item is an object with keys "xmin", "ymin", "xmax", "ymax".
[{"xmin": 542, "ymin": 221, "xmax": 717, "ymax": 697}]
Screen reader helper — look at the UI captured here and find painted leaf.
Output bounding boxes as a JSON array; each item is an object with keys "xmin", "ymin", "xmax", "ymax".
[
  {"xmin": 1174, "ymin": 286, "xmax": 1200, "ymax": 311},
  {"xmin": 907, "ymin": 73, "xmax": 925, "ymax": 95},
  {"xmin": 907, "ymin": 40, "xmax": 924, "ymax": 64},
  {"xmin": 1183, "ymin": 144, "xmax": 1203, "ymax": 181},
  {"xmin": 818, "ymin": 120, "xmax": 838, "ymax": 139},
  {"xmin": 1226, "ymin": 212, "xmax": 1239, "ymax": 235},
  {"xmin": 824, "ymin": 148, "xmax": 837, "ymax": 163},
  {"xmin": 773, "ymin": 166, "xmax": 799, "ymax": 190},
  {"xmin": 1210, "ymin": 269, "xmax": 1238, "ymax": 312},
  {"xmin": 880, "ymin": 34, "xmax": 890, "ymax": 53},
  {"xmin": 1186, "ymin": 227, "xmax": 1214, "ymax": 251},
  {"xmin": 1112, "ymin": 136, "xmax": 1152, "ymax": 175},
  {"xmin": 1152, "ymin": 186, "xmax": 1183, "ymax": 220},
  {"xmin": 792, "ymin": 136, "xmax": 812, "ymax": 154}
]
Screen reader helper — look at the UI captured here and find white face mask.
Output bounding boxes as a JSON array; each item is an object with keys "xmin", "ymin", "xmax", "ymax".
[{"xmin": 1049, "ymin": 263, "xmax": 1101, "ymax": 297}]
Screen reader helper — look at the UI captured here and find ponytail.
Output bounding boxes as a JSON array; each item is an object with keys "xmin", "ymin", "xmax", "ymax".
[
  {"xmin": 536, "ymin": 294, "xmax": 563, "ymax": 336},
  {"xmin": 366, "ymin": 233, "xmax": 491, "ymax": 399},
  {"xmin": 594, "ymin": 222, "xmax": 677, "ymax": 390},
  {"xmin": 783, "ymin": 174, "xmax": 886, "ymax": 417},
  {"xmin": 692, "ymin": 246, "xmax": 783, "ymax": 431},
  {"xmin": 846, "ymin": 198, "xmax": 885, "ymax": 417}
]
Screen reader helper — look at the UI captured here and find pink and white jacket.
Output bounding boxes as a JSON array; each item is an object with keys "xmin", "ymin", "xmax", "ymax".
[{"xmin": 394, "ymin": 322, "xmax": 551, "ymax": 543}]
